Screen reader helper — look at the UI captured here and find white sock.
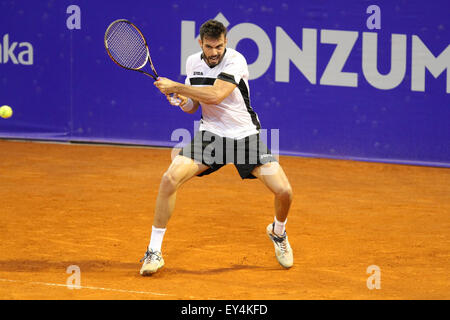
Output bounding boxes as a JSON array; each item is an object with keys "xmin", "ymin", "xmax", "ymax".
[
  {"xmin": 148, "ymin": 226, "xmax": 166, "ymax": 252},
  {"xmin": 274, "ymin": 217, "xmax": 287, "ymax": 236}
]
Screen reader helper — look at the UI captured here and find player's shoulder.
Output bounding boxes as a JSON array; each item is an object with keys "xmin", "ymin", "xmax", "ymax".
[
  {"xmin": 186, "ymin": 51, "xmax": 203, "ymax": 66},
  {"xmin": 224, "ymin": 48, "xmax": 248, "ymax": 65}
]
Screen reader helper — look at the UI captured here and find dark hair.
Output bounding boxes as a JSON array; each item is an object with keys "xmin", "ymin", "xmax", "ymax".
[{"xmin": 199, "ymin": 20, "xmax": 227, "ymax": 40}]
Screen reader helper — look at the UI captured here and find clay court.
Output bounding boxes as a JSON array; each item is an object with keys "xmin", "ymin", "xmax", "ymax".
[{"xmin": 0, "ymin": 139, "xmax": 449, "ymax": 300}]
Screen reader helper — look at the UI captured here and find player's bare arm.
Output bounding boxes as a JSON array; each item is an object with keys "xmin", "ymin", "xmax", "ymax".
[{"xmin": 155, "ymin": 77, "xmax": 236, "ymax": 105}]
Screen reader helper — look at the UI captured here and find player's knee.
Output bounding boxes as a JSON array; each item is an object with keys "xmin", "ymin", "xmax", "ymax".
[
  {"xmin": 275, "ymin": 184, "xmax": 293, "ymax": 202},
  {"xmin": 160, "ymin": 172, "xmax": 179, "ymax": 194}
]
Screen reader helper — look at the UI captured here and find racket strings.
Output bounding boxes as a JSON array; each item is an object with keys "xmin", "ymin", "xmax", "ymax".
[
  {"xmin": 106, "ymin": 22, "xmax": 148, "ymax": 70},
  {"xmin": 108, "ymin": 24, "xmax": 145, "ymax": 67},
  {"xmin": 108, "ymin": 24, "xmax": 146, "ymax": 68}
]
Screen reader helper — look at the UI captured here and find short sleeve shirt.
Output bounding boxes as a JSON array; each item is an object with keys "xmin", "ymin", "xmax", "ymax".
[{"xmin": 185, "ymin": 48, "xmax": 261, "ymax": 139}]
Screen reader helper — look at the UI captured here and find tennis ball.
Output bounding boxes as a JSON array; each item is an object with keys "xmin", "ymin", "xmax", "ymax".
[{"xmin": 0, "ymin": 105, "xmax": 13, "ymax": 119}]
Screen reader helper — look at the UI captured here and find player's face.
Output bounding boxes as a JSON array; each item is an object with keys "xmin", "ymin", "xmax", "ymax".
[{"xmin": 199, "ymin": 34, "xmax": 227, "ymax": 68}]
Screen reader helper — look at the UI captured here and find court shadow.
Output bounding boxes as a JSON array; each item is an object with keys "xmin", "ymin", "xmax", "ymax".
[
  {"xmin": 165, "ymin": 264, "xmax": 281, "ymax": 275},
  {"xmin": 0, "ymin": 260, "xmax": 285, "ymax": 277},
  {"xmin": 0, "ymin": 259, "xmax": 138, "ymax": 273}
]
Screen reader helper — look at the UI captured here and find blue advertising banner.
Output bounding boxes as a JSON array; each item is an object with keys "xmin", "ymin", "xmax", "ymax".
[{"xmin": 0, "ymin": 0, "xmax": 449, "ymax": 166}]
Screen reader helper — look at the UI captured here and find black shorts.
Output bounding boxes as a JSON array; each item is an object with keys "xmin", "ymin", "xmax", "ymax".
[{"xmin": 178, "ymin": 130, "xmax": 278, "ymax": 179}]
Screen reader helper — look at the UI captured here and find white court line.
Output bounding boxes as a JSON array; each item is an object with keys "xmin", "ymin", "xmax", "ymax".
[{"xmin": 0, "ymin": 278, "xmax": 174, "ymax": 297}]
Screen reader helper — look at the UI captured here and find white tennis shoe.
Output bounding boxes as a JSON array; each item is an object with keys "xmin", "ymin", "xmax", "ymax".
[
  {"xmin": 140, "ymin": 249, "xmax": 165, "ymax": 276},
  {"xmin": 266, "ymin": 223, "xmax": 294, "ymax": 268}
]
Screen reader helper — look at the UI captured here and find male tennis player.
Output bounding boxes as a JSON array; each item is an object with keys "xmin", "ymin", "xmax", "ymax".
[{"xmin": 140, "ymin": 20, "xmax": 293, "ymax": 275}]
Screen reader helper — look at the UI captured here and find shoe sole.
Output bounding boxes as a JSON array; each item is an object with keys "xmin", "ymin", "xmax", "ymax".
[{"xmin": 140, "ymin": 262, "xmax": 165, "ymax": 276}]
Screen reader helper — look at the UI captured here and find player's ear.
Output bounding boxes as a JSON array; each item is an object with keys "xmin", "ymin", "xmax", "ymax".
[{"xmin": 198, "ymin": 38, "xmax": 203, "ymax": 48}]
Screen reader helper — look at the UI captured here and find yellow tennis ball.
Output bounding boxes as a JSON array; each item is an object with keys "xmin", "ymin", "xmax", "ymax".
[{"xmin": 0, "ymin": 105, "xmax": 13, "ymax": 119}]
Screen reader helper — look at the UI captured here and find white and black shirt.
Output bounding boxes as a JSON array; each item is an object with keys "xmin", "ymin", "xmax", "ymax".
[{"xmin": 185, "ymin": 48, "xmax": 261, "ymax": 139}]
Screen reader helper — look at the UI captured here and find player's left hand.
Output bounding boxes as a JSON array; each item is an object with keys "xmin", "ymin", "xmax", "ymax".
[
  {"xmin": 154, "ymin": 77, "xmax": 178, "ymax": 95},
  {"xmin": 166, "ymin": 93, "xmax": 187, "ymax": 107}
]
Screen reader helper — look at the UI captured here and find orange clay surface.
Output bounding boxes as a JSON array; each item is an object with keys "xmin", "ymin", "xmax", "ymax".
[{"xmin": 0, "ymin": 139, "xmax": 449, "ymax": 300}]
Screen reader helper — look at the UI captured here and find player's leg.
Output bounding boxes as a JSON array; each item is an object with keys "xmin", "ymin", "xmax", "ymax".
[
  {"xmin": 154, "ymin": 155, "xmax": 209, "ymax": 228},
  {"xmin": 251, "ymin": 161, "xmax": 293, "ymax": 225},
  {"xmin": 140, "ymin": 155, "xmax": 209, "ymax": 276},
  {"xmin": 251, "ymin": 162, "xmax": 294, "ymax": 268}
]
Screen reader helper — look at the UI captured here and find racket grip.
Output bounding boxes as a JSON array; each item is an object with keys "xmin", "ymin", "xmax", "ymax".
[{"xmin": 169, "ymin": 93, "xmax": 182, "ymax": 106}]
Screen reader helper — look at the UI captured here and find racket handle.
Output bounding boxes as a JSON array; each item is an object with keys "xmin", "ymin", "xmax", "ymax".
[{"xmin": 169, "ymin": 93, "xmax": 182, "ymax": 106}]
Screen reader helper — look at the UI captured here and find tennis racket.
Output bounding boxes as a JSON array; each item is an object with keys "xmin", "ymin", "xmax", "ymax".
[{"xmin": 104, "ymin": 19, "xmax": 181, "ymax": 104}]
